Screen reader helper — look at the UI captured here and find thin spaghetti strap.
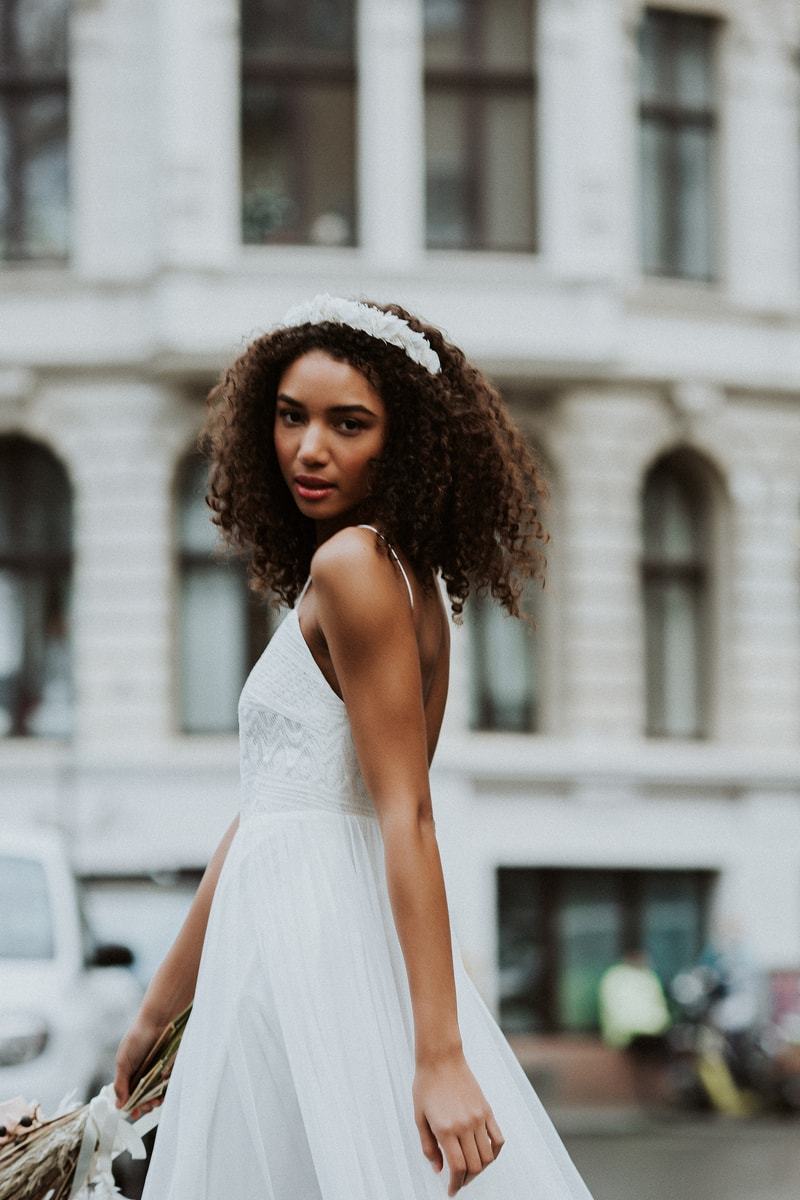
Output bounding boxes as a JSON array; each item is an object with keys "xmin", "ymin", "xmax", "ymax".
[
  {"xmin": 297, "ymin": 575, "xmax": 312, "ymax": 605},
  {"xmin": 355, "ymin": 524, "xmax": 414, "ymax": 611}
]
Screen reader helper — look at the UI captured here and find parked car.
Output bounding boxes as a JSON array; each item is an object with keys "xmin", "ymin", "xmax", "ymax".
[{"xmin": 0, "ymin": 825, "xmax": 143, "ymax": 1116}]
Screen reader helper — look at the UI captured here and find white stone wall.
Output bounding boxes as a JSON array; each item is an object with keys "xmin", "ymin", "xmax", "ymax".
[{"xmin": 1, "ymin": 0, "xmax": 800, "ymax": 1009}]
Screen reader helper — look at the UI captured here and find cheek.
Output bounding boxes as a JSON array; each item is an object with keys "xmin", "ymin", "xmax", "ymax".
[
  {"xmin": 273, "ymin": 422, "xmax": 293, "ymax": 465},
  {"xmin": 346, "ymin": 435, "xmax": 383, "ymax": 479}
]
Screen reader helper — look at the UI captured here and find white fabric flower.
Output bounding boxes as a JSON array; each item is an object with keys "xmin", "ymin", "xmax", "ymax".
[{"xmin": 274, "ymin": 294, "xmax": 442, "ymax": 375}]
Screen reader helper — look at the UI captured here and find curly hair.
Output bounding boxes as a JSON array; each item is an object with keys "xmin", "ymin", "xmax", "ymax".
[{"xmin": 198, "ymin": 297, "xmax": 549, "ymax": 624}]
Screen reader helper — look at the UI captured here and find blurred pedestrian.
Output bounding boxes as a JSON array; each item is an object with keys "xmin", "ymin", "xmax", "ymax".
[{"xmin": 598, "ymin": 948, "xmax": 673, "ymax": 1106}]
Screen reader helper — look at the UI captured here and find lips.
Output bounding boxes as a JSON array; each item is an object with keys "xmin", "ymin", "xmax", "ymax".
[
  {"xmin": 294, "ymin": 475, "xmax": 336, "ymax": 501},
  {"xmin": 295, "ymin": 475, "xmax": 334, "ymax": 489}
]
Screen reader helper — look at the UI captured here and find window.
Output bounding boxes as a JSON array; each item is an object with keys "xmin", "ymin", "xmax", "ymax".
[
  {"xmin": 240, "ymin": 0, "xmax": 357, "ymax": 246},
  {"xmin": 497, "ymin": 866, "xmax": 712, "ymax": 1034},
  {"xmin": 638, "ymin": 8, "xmax": 717, "ymax": 280},
  {"xmin": 176, "ymin": 453, "xmax": 271, "ymax": 733},
  {"xmin": 424, "ymin": 0, "xmax": 537, "ymax": 251},
  {"xmin": 0, "ymin": 436, "xmax": 73, "ymax": 737},
  {"xmin": 0, "ymin": 0, "xmax": 69, "ymax": 261},
  {"xmin": 468, "ymin": 581, "xmax": 541, "ymax": 732},
  {"xmin": 642, "ymin": 449, "xmax": 713, "ymax": 738}
]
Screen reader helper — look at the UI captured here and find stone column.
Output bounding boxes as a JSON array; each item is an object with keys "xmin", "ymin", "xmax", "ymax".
[
  {"xmin": 550, "ymin": 388, "xmax": 666, "ymax": 738},
  {"xmin": 726, "ymin": 461, "xmax": 800, "ymax": 746},
  {"xmin": 51, "ymin": 379, "xmax": 182, "ymax": 754},
  {"xmin": 721, "ymin": 7, "xmax": 800, "ymax": 309},
  {"xmin": 155, "ymin": 0, "xmax": 240, "ymax": 267},
  {"xmin": 537, "ymin": 0, "xmax": 626, "ymax": 280},
  {"xmin": 356, "ymin": 0, "xmax": 425, "ymax": 269},
  {"xmin": 70, "ymin": 0, "xmax": 158, "ymax": 278}
]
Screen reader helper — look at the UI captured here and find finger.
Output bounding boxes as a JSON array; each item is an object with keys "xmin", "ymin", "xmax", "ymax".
[
  {"xmin": 485, "ymin": 1110, "xmax": 505, "ymax": 1156},
  {"xmin": 474, "ymin": 1120, "xmax": 496, "ymax": 1167},
  {"xmin": 441, "ymin": 1134, "xmax": 466, "ymax": 1197},
  {"xmin": 459, "ymin": 1130, "xmax": 484, "ymax": 1182},
  {"xmin": 113, "ymin": 1063, "xmax": 128, "ymax": 1108},
  {"xmin": 415, "ymin": 1114, "xmax": 442, "ymax": 1171}
]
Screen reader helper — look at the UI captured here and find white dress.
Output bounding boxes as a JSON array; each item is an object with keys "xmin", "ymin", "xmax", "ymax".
[{"xmin": 141, "ymin": 527, "xmax": 595, "ymax": 1199}]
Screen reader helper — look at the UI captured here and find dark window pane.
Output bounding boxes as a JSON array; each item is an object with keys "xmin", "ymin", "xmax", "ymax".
[
  {"xmin": 556, "ymin": 873, "xmax": 622, "ymax": 1032},
  {"xmin": 0, "ymin": 856, "xmax": 54, "ymax": 959},
  {"xmin": 638, "ymin": 9, "xmax": 716, "ymax": 279},
  {"xmin": 498, "ymin": 867, "xmax": 710, "ymax": 1034},
  {"xmin": 644, "ymin": 577, "xmax": 703, "ymax": 736},
  {"xmin": 468, "ymin": 590, "xmax": 538, "ymax": 732},
  {"xmin": 0, "ymin": 436, "xmax": 72, "ymax": 556},
  {"xmin": 242, "ymin": 80, "xmax": 356, "ymax": 246},
  {"xmin": 498, "ymin": 868, "xmax": 547, "ymax": 1033},
  {"xmin": 643, "ymin": 463, "xmax": 707, "ymax": 564},
  {"xmin": 425, "ymin": 90, "xmax": 469, "ymax": 248},
  {"xmin": 0, "ymin": 437, "xmax": 73, "ymax": 738},
  {"xmin": 675, "ymin": 125, "xmax": 713, "ymax": 279},
  {"xmin": 5, "ymin": 0, "xmax": 69, "ymax": 74},
  {"xmin": 241, "ymin": 0, "xmax": 354, "ymax": 64},
  {"xmin": 641, "ymin": 872, "xmax": 705, "ymax": 990},
  {"xmin": 177, "ymin": 454, "xmax": 271, "ymax": 733},
  {"xmin": 180, "ymin": 563, "xmax": 250, "ymax": 732},
  {"xmin": 240, "ymin": 0, "xmax": 356, "ymax": 247},
  {"xmin": 424, "ymin": 0, "xmax": 536, "ymax": 252},
  {"xmin": 426, "ymin": 88, "xmax": 535, "ymax": 251},
  {"xmin": 642, "ymin": 454, "xmax": 711, "ymax": 738},
  {"xmin": 1, "ymin": 0, "xmax": 69, "ymax": 261},
  {"xmin": 424, "ymin": 0, "xmax": 533, "ymax": 71}
]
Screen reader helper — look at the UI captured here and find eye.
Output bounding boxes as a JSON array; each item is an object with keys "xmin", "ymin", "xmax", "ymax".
[
  {"xmin": 277, "ymin": 408, "xmax": 302, "ymax": 425},
  {"xmin": 338, "ymin": 418, "xmax": 365, "ymax": 434}
]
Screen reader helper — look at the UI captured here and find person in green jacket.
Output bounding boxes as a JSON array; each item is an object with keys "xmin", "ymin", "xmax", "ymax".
[{"xmin": 598, "ymin": 949, "xmax": 673, "ymax": 1106}]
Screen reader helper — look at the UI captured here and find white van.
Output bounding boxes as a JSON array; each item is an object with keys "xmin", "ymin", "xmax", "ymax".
[{"xmin": 0, "ymin": 825, "xmax": 143, "ymax": 1116}]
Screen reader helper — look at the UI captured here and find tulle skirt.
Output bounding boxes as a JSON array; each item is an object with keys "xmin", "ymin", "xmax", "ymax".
[{"xmin": 141, "ymin": 810, "xmax": 594, "ymax": 1199}]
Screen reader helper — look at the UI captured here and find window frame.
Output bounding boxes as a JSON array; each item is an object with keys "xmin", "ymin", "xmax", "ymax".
[
  {"xmin": 467, "ymin": 584, "xmax": 541, "ymax": 733},
  {"xmin": 239, "ymin": 2, "xmax": 357, "ymax": 247},
  {"xmin": 174, "ymin": 451, "xmax": 271, "ymax": 735},
  {"xmin": 0, "ymin": 435, "xmax": 73, "ymax": 739},
  {"xmin": 423, "ymin": 0, "xmax": 538, "ymax": 252},
  {"xmin": 0, "ymin": 0, "xmax": 70, "ymax": 262},
  {"xmin": 637, "ymin": 6, "xmax": 719, "ymax": 281},
  {"xmin": 497, "ymin": 864, "xmax": 713, "ymax": 1036},
  {"xmin": 641, "ymin": 450, "xmax": 713, "ymax": 739}
]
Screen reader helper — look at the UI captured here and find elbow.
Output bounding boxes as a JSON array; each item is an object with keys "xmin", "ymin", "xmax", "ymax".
[{"xmin": 378, "ymin": 796, "xmax": 436, "ymax": 840}]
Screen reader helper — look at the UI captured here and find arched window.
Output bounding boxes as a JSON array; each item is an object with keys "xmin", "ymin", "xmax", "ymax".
[
  {"xmin": 176, "ymin": 453, "xmax": 271, "ymax": 733},
  {"xmin": 0, "ymin": 436, "xmax": 73, "ymax": 737},
  {"xmin": 642, "ymin": 448, "xmax": 713, "ymax": 737},
  {"xmin": 468, "ymin": 579, "xmax": 541, "ymax": 732}
]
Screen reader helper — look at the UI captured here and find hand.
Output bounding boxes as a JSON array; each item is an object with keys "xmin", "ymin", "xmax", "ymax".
[
  {"xmin": 413, "ymin": 1051, "xmax": 505, "ymax": 1196},
  {"xmin": 113, "ymin": 1011, "xmax": 166, "ymax": 1120}
]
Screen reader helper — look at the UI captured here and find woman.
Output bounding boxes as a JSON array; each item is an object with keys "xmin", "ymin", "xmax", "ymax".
[{"xmin": 114, "ymin": 294, "xmax": 594, "ymax": 1199}]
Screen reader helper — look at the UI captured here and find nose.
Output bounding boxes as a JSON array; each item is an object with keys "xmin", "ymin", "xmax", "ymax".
[{"xmin": 297, "ymin": 420, "xmax": 329, "ymax": 464}]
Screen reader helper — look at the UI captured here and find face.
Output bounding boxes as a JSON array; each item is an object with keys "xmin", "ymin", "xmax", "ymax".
[{"xmin": 274, "ymin": 349, "xmax": 388, "ymax": 537}]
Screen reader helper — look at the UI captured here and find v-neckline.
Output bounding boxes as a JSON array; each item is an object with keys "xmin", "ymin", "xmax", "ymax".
[{"xmin": 291, "ymin": 602, "xmax": 346, "ymax": 709}]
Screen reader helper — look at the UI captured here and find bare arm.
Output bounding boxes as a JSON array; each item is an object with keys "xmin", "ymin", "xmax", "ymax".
[
  {"xmin": 312, "ymin": 530, "xmax": 504, "ymax": 1195},
  {"xmin": 140, "ymin": 813, "xmax": 240, "ymax": 1024},
  {"xmin": 114, "ymin": 813, "xmax": 240, "ymax": 1113}
]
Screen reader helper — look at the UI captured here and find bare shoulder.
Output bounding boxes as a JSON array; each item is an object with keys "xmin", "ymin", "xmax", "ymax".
[{"xmin": 310, "ymin": 526, "xmax": 409, "ymax": 634}]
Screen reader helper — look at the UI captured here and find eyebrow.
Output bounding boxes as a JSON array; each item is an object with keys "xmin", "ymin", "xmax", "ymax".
[{"xmin": 276, "ymin": 393, "xmax": 377, "ymax": 417}]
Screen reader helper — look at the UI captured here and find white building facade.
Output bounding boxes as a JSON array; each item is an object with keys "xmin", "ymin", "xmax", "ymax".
[{"xmin": 2, "ymin": 0, "xmax": 800, "ymax": 1076}]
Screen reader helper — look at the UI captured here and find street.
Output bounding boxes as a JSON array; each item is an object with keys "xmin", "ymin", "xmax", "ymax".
[{"xmin": 563, "ymin": 1116, "xmax": 800, "ymax": 1200}]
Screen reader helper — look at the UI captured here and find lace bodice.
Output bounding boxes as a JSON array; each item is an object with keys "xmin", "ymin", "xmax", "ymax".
[
  {"xmin": 238, "ymin": 605, "xmax": 378, "ymax": 821},
  {"xmin": 238, "ymin": 527, "xmax": 415, "ymax": 824}
]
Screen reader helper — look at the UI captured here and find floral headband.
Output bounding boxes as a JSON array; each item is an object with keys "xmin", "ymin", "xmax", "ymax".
[{"xmin": 273, "ymin": 293, "xmax": 442, "ymax": 375}]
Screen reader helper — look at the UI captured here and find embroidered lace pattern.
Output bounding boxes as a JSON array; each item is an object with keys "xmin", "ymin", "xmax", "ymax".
[{"xmin": 238, "ymin": 610, "xmax": 377, "ymax": 821}]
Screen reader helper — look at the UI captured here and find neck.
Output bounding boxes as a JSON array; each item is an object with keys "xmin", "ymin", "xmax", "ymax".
[{"xmin": 314, "ymin": 503, "xmax": 378, "ymax": 547}]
